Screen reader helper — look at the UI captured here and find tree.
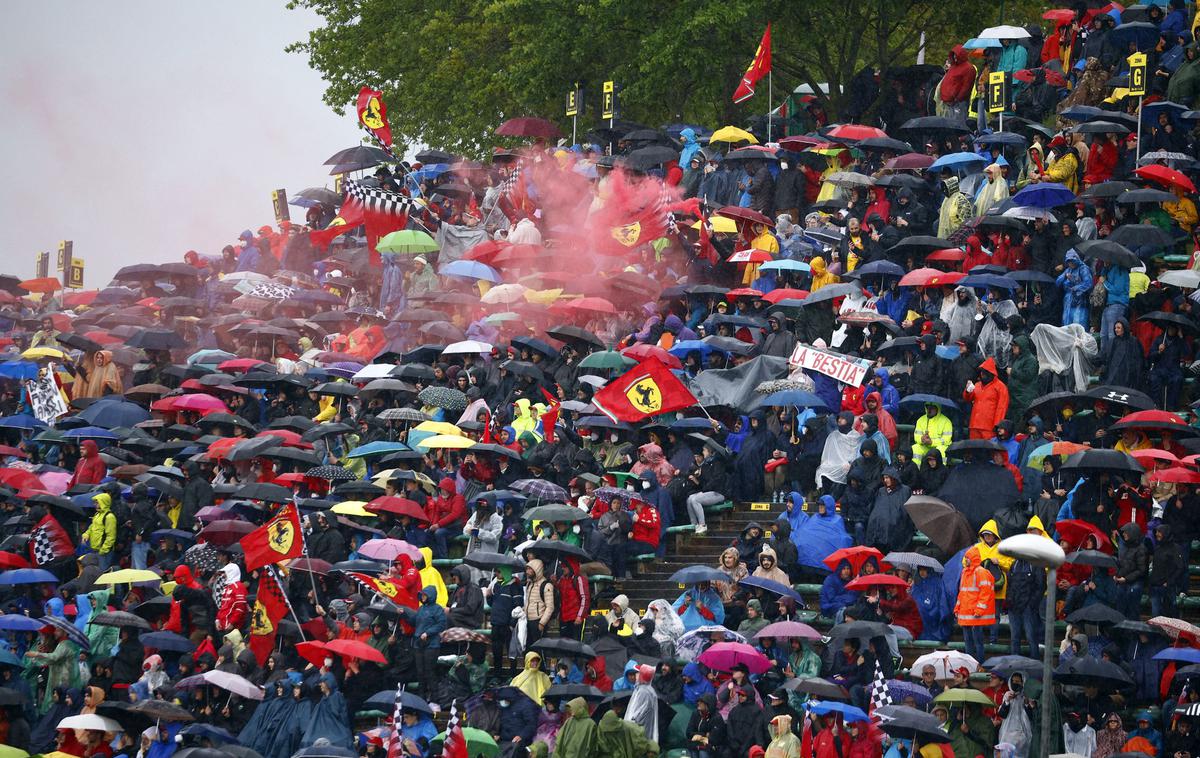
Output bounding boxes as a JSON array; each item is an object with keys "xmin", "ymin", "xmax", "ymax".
[{"xmin": 287, "ymin": 0, "xmax": 1040, "ymax": 155}]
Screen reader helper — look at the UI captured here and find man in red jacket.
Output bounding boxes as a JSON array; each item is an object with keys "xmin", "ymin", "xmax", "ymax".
[
  {"xmin": 938, "ymin": 45, "xmax": 976, "ymax": 123},
  {"xmin": 625, "ymin": 498, "xmax": 660, "ymax": 577},
  {"xmin": 425, "ymin": 477, "xmax": 466, "ymax": 558},
  {"xmin": 556, "ymin": 557, "xmax": 590, "ymax": 641},
  {"xmin": 70, "ymin": 439, "xmax": 107, "ymax": 488},
  {"xmin": 963, "ymin": 358, "xmax": 1010, "ymax": 439}
]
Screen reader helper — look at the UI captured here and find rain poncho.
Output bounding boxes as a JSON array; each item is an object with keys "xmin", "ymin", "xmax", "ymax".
[
  {"xmin": 301, "ymin": 674, "xmax": 352, "ymax": 749},
  {"xmin": 997, "ymin": 674, "xmax": 1033, "ymax": 757},
  {"xmin": 674, "ymin": 584, "xmax": 725, "ymax": 631},
  {"xmin": 1029, "ymin": 322, "xmax": 1097, "ymax": 392},
  {"xmin": 645, "ymin": 599, "xmax": 684, "ymax": 652},
  {"xmin": 912, "ymin": 571, "xmax": 951, "ymax": 641},
  {"xmin": 512, "ymin": 651, "xmax": 553, "ymax": 705},
  {"xmin": 765, "ymin": 714, "xmax": 801, "ymax": 758},
  {"xmin": 940, "ymin": 286, "xmax": 979, "ymax": 345},
  {"xmin": 785, "ymin": 494, "xmax": 851, "ymax": 570},
  {"xmin": 977, "ymin": 298, "xmax": 1019, "ymax": 367},
  {"xmin": 625, "ymin": 666, "xmax": 659, "ymax": 742},
  {"xmin": 815, "ymin": 413, "xmax": 861, "ymax": 486},
  {"xmin": 553, "ymin": 698, "xmax": 598, "ymax": 758}
]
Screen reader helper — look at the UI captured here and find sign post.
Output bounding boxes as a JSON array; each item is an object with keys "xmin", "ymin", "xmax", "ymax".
[
  {"xmin": 57, "ymin": 241, "xmax": 72, "ymax": 290},
  {"xmin": 66, "ymin": 258, "xmax": 84, "ymax": 289},
  {"xmin": 271, "ymin": 189, "xmax": 290, "ymax": 224},
  {"xmin": 565, "ymin": 84, "xmax": 582, "ymax": 146},
  {"xmin": 35, "ymin": 251, "xmax": 49, "ymax": 279},
  {"xmin": 986, "ymin": 71, "xmax": 1009, "ymax": 130},
  {"xmin": 1128, "ymin": 52, "xmax": 1147, "ymax": 159},
  {"xmin": 601, "ymin": 80, "xmax": 616, "ymax": 128}
]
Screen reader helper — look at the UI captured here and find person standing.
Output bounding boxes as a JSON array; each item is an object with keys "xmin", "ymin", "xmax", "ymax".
[
  {"xmin": 954, "ymin": 546, "xmax": 996, "ymax": 664},
  {"xmin": 963, "ymin": 358, "xmax": 1009, "ymax": 440}
]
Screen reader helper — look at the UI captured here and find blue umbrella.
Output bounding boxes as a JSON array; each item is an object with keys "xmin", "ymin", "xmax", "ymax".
[
  {"xmin": 1008, "ymin": 270, "xmax": 1055, "ymax": 284},
  {"xmin": 974, "ymin": 132, "xmax": 1027, "ymax": 148},
  {"xmin": 885, "ymin": 679, "xmax": 933, "ymax": 706},
  {"xmin": 807, "ymin": 700, "xmax": 871, "ymax": 723},
  {"xmin": 669, "ymin": 340, "xmax": 722, "ymax": 361},
  {"xmin": 959, "ymin": 273, "xmax": 1018, "ymax": 291},
  {"xmin": 149, "ymin": 529, "xmax": 196, "ymax": 544},
  {"xmin": 853, "ymin": 260, "xmax": 905, "ymax": 278},
  {"xmin": 0, "ymin": 362, "xmax": 38, "ymax": 381},
  {"xmin": 760, "ymin": 390, "xmax": 830, "ymax": 411},
  {"xmin": 669, "ymin": 566, "xmax": 732, "ymax": 585},
  {"xmin": 0, "ymin": 648, "xmax": 22, "ymax": 667},
  {"xmin": 1142, "ymin": 100, "xmax": 1188, "ymax": 129},
  {"xmin": 439, "ymin": 260, "xmax": 500, "ymax": 283},
  {"xmin": 898, "ymin": 394, "xmax": 960, "ymax": 415},
  {"xmin": 1011, "ymin": 182, "xmax": 1076, "ymax": 208},
  {"xmin": 1110, "ymin": 21, "xmax": 1162, "ymax": 51},
  {"xmin": 180, "ymin": 724, "xmax": 239, "ymax": 745},
  {"xmin": 0, "ymin": 613, "xmax": 46, "ymax": 632},
  {"xmin": 927, "ymin": 152, "xmax": 988, "ymax": 172},
  {"xmin": 1155, "ymin": 648, "xmax": 1200, "ymax": 664},
  {"xmin": 670, "ymin": 417, "xmax": 725, "ymax": 432},
  {"xmin": 60, "ymin": 426, "xmax": 119, "ymax": 442},
  {"xmin": 346, "ymin": 441, "xmax": 410, "ymax": 459},
  {"xmin": 140, "ymin": 630, "xmax": 196, "ymax": 652},
  {"xmin": 962, "ymin": 37, "xmax": 1002, "ymax": 49},
  {"xmin": 408, "ymin": 163, "xmax": 450, "ymax": 183},
  {"xmin": 759, "ymin": 260, "xmax": 811, "ymax": 273},
  {"xmin": 0, "ymin": 569, "xmax": 59, "ymax": 585},
  {"xmin": 187, "ymin": 349, "xmax": 237, "ymax": 367},
  {"xmin": 78, "ymin": 398, "xmax": 151, "ymax": 429},
  {"xmin": 0, "ymin": 414, "xmax": 46, "ymax": 431},
  {"xmin": 738, "ymin": 576, "xmax": 805, "ymax": 603}
]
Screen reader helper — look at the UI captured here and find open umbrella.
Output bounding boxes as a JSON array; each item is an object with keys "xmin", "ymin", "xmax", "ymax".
[
  {"xmin": 699, "ymin": 641, "xmax": 772, "ymax": 673},
  {"xmin": 41, "ymin": 616, "xmax": 90, "ymax": 650},
  {"xmin": 754, "ymin": 621, "xmax": 822, "ymax": 640},
  {"xmin": 1066, "ymin": 603, "xmax": 1124, "ymax": 625},
  {"xmin": 669, "ymin": 566, "xmax": 732, "ymax": 585},
  {"xmin": 903, "ymin": 496, "xmax": 975, "ymax": 554},
  {"xmin": 496, "ymin": 117, "xmax": 561, "ymax": 139},
  {"xmin": 1054, "ymin": 654, "xmax": 1134, "ymax": 689},
  {"xmin": 911, "ymin": 650, "xmax": 978, "ymax": 679},
  {"xmin": 784, "ymin": 677, "xmax": 849, "ymax": 699},
  {"xmin": 806, "ymin": 700, "xmax": 870, "ymax": 723}
]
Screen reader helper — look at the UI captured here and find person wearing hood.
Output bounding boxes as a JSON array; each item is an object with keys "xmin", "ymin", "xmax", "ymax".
[
  {"xmin": 1114, "ymin": 522, "xmax": 1148, "ymax": 619},
  {"xmin": 1099, "ymin": 317, "xmax": 1143, "ymax": 391},
  {"xmin": 635, "ymin": 470, "xmax": 673, "ymax": 558},
  {"xmin": 425, "ymin": 477, "xmax": 466, "ymax": 559},
  {"xmin": 1007, "ymin": 517, "xmax": 1048, "ymax": 659},
  {"xmin": 975, "ymin": 163, "xmax": 1010, "ymax": 216},
  {"xmin": 233, "ymin": 229, "xmax": 262, "ymax": 273},
  {"xmin": 975, "ymin": 517, "xmax": 1014, "ymax": 645},
  {"xmin": 726, "ymin": 684, "xmax": 769, "ymax": 758},
  {"xmin": 996, "ymin": 673, "xmax": 1035, "ymax": 758},
  {"xmin": 1128, "ymin": 711, "xmax": 1163, "ymax": 757},
  {"xmin": 733, "ymin": 411, "xmax": 779, "ymax": 501},
  {"xmin": 955, "ymin": 546, "xmax": 996, "ymax": 663},
  {"xmin": 446, "ymin": 563, "xmax": 484, "ymax": 629},
  {"xmin": 83, "ymin": 491, "xmax": 118, "ymax": 568},
  {"xmin": 523, "ymin": 558, "xmax": 557, "ymax": 646},
  {"xmin": 865, "ymin": 467, "xmax": 914, "ymax": 555},
  {"xmin": 215, "ymin": 563, "xmax": 248, "ymax": 632},
  {"xmin": 964, "ymin": 357, "xmax": 1009, "ymax": 440},
  {"xmin": 763, "ymin": 713, "xmax": 801, "ymax": 758},
  {"xmin": 808, "ymin": 256, "xmax": 840, "ymax": 292},
  {"xmin": 1148, "ymin": 323, "xmax": 1188, "ymax": 410},
  {"xmin": 73, "ymin": 349, "xmax": 123, "ymax": 400},
  {"xmin": 300, "ymin": 674, "xmax": 352, "ymax": 749},
  {"xmin": 1005, "ymin": 335, "xmax": 1038, "ymax": 421},
  {"xmin": 552, "ymin": 697, "xmax": 597, "ymax": 758},
  {"xmin": 1055, "ymin": 250, "xmax": 1093, "ymax": 327},
  {"xmin": 760, "ymin": 311, "xmax": 796, "ymax": 358},
  {"xmin": 624, "ymin": 664, "xmax": 659, "ymax": 743},
  {"xmin": 71, "ymin": 439, "xmax": 108, "ymax": 489},
  {"xmin": 674, "ymin": 581, "xmax": 725, "ymax": 632},
  {"xmin": 684, "ymin": 691, "xmax": 727, "ymax": 758},
  {"xmin": 1149, "ymin": 522, "xmax": 1185, "ymax": 618},
  {"xmin": 940, "ymin": 286, "xmax": 979, "ymax": 346},
  {"xmin": 820, "ymin": 557, "xmax": 860, "ymax": 620},
  {"xmin": 938, "ymin": 45, "xmax": 976, "ymax": 121},
  {"xmin": 936, "ymin": 176, "xmax": 973, "ymax": 239},
  {"xmin": 753, "ymin": 545, "xmax": 791, "ymax": 585},
  {"xmin": 511, "ymin": 651, "xmax": 553, "ymax": 706},
  {"xmin": 817, "ymin": 412, "xmax": 862, "ymax": 491},
  {"xmin": 605, "ymin": 594, "xmax": 641, "ymax": 636}
]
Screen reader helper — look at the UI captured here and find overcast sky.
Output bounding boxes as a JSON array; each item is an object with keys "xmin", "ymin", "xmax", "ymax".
[{"xmin": 0, "ymin": 2, "xmax": 351, "ymax": 286}]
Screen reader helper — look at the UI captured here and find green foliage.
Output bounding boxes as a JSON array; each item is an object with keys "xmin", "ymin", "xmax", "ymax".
[{"xmin": 287, "ymin": 0, "xmax": 1043, "ymax": 156}]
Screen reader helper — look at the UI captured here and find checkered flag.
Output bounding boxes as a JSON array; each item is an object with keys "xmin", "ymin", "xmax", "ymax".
[
  {"xmin": 386, "ymin": 683, "xmax": 406, "ymax": 758},
  {"xmin": 498, "ymin": 165, "xmax": 523, "ymax": 198},
  {"xmin": 29, "ymin": 513, "xmax": 72, "ymax": 566},
  {"xmin": 442, "ymin": 699, "xmax": 468, "ymax": 758},
  {"xmin": 657, "ymin": 182, "xmax": 679, "ymax": 235},
  {"xmin": 869, "ymin": 659, "xmax": 893, "ymax": 714},
  {"xmin": 344, "ymin": 179, "xmax": 420, "ymax": 217}
]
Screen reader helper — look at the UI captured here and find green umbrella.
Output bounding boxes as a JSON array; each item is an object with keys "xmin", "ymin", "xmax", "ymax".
[
  {"xmin": 932, "ymin": 689, "xmax": 994, "ymax": 707},
  {"xmin": 579, "ymin": 350, "xmax": 633, "ymax": 370},
  {"xmin": 377, "ymin": 229, "xmax": 438, "ymax": 255},
  {"xmin": 430, "ymin": 727, "xmax": 499, "ymax": 758}
]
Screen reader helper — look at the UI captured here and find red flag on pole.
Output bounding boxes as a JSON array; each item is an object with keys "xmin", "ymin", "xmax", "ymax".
[
  {"xmin": 248, "ymin": 567, "xmax": 288, "ymax": 665},
  {"xmin": 733, "ymin": 24, "xmax": 772, "ymax": 104},
  {"xmin": 240, "ymin": 503, "xmax": 304, "ymax": 572},
  {"xmin": 592, "ymin": 358, "xmax": 698, "ymax": 423},
  {"xmin": 29, "ymin": 513, "xmax": 73, "ymax": 566},
  {"xmin": 539, "ymin": 388, "xmax": 561, "ymax": 444},
  {"xmin": 356, "ymin": 87, "xmax": 394, "ymax": 149}
]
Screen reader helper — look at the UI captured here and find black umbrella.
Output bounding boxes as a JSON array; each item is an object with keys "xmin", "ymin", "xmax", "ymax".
[
  {"xmin": 57, "ymin": 332, "xmax": 103, "ymax": 353},
  {"xmin": 1073, "ymin": 120, "xmax": 1130, "ymax": 134},
  {"xmin": 898, "ymin": 116, "xmax": 971, "ymax": 134},
  {"xmin": 1139, "ymin": 310, "xmax": 1198, "ymax": 333},
  {"xmin": 886, "ymin": 235, "xmax": 957, "ymax": 256},
  {"xmin": 546, "ymin": 325, "xmax": 604, "ymax": 349},
  {"xmin": 856, "ymin": 136, "xmax": 913, "ymax": 152},
  {"xmin": 130, "ymin": 698, "xmax": 196, "ymax": 721},
  {"xmin": 1082, "ymin": 385, "xmax": 1156, "ymax": 411},
  {"xmin": 235, "ymin": 482, "xmax": 293, "ymax": 503},
  {"xmin": 1054, "ymin": 654, "xmax": 1134, "ymax": 690},
  {"xmin": 545, "ymin": 683, "xmax": 606, "ymax": 700},
  {"xmin": 827, "ymin": 621, "xmax": 893, "ymax": 640},
  {"xmin": 1062, "ymin": 449, "xmax": 1144, "ymax": 474},
  {"xmin": 90, "ymin": 610, "xmax": 153, "ymax": 630},
  {"xmin": 1066, "ymin": 602, "xmax": 1124, "ymax": 626},
  {"xmin": 1076, "ymin": 240, "xmax": 1140, "ymax": 268},
  {"xmin": 363, "ymin": 689, "xmax": 433, "ymax": 715},
  {"xmin": 131, "ymin": 596, "xmax": 173, "ymax": 620},
  {"xmin": 874, "ymin": 704, "xmax": 952, "ymax": 743},
  {"xmin": 415, "ymin": 149, "xmax": 456, "ymax": 164},
  {"xmin": 1066, "ymin": 550, "xmax": 1119, "ymax": 569},
  {"xmin": 501, "ymin": 360, "xmax": 546, "ymax": 381},
  {"xmin": 946, "ymin": 439, "xmax": 1004, "ymax": 454},
  {"xmin": 332, "ymin": 481, "xmax": 385, "ymax": 498},
  {"xmin": 1111, "ymin": 620, "xmax": 1164, "ymax": 637},
  {"xmin": 1115, "ymin": 188, "xmax": 1176, "ymax": 204},
  {"xmin": 323, "ymin": 145, "xmax": 391, "ymax": 169},
  {"xmin": 127, "ymin": 328, "xmax": 186, "ymax": 350},
  {"xmin": 1080, "ymin": 181, "xmax": 1138, "ymax": 199},
  {"xmin": 42, "ymin": 615, "xmax": 90, "ymax": 650},
  {"xmin": 623, "ymin": 146, "xmax": 679, "ymax": 171},
  {"xmin": 903, "ymin": 495, "xmax": 975, "ymax": 554},
  {"xmin": 112, "ymin": 264, "xmax": 162, "ymax": 281},
  {"xmin": 784, "ymin": 677, "xmax": 849, "ymax": 699},
  {"xmin": 1108, "ymin": 224, "xmax": 1176, "ymax": 248},
  {"xmin": 531, "ymin": 637, "xmax": 597, "ymax": 660},
  {"xmin": 802, "ymin": 283, "xmax": 862, "ymax": 306},
  {"xmin": 527, "ymin": 539, "xmax": 590, "ymax": 561},
  {"xmin": 417, "ymin": 386, "xmax": 468, "ymax": 411},
  {"xmin": 463, "ymin": 551, "xmax": 526, "ymax": 571}
]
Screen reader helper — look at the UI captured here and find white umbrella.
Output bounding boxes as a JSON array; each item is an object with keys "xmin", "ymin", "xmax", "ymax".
[
  {"xmin": 910, "ymin": 650, "xmax": 979, "ymax": 680},
  {"xmin": 203, "ymin": 669, "xmax": 265, "ymax": 700},
  {"xmin": 351, "ymin": 363, "xmax": 398, "ymax": 382},
  {"xmin": 58, "ymin": 714, "xmax": 123, "ymax": 732},
  {"xmin": 1162, "ymin": 269, "xmax": 1200, "ymax": 289},
  {"xmin": 1002, "ymin": 205, "xmax": 1057, "ymax": 222},
  {"xmin": 480, "ymin": 283, "xmax": 527, "ymax": 304},
  {"xmin": 979, "ymin": 24, "xmax": 1031, "ymax": 39},
  {"xmin": 442, "ymin": 340, "xmax": 493, "ymax": 355},
  {"xmin": 223, "ymin": 272, "xmax": 270, "ymax": 283}
]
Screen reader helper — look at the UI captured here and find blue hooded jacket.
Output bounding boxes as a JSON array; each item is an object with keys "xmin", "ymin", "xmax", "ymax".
[
  {"xmin": 407, "ymin": 586, "xmax": 446, "ymax": 648},
  {"xmin": 871, "ymin": 369, "xmax": 901, "ymax": 417},
  {"xmin": 820, "ymin": 559, "xmax": 860, "ymax": 618},
  {"xmin": 679, "ymin": 129, "xmax": 702, "ymax": 168},
  {"xmin": 682, "ymin": 661, "xmax": 716, "ymax": 706},
  {"xmin": 785, "ymin": 494, "xmax": 851, "ymax": 570},
  {"xmin": 674, "ymin": 585, "xmax": 725, "ymax": 631},
  {"xmin": 613, "ymin": 659, "xmax": 640, "ymax": 692},
  {"xmin": 235, "ymin": 230, "xmax": 261, "ymax": 273},
  {"xmin": 913, "ymin": 569, "xmax": 952, "ymax": 642},
  {"xmin": 398, "ymin": 715, "xmax": 439, "ymax": 758}
]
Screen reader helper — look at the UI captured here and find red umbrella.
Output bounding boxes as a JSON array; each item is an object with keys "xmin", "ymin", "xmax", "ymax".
[
  {"xmin": 1055, "ymin": 519, "xmax": 1113, "ymax": 553},
  {"xmin": 716, "ymin": 206, "xmax": 773, "ymax": 227},
  {"xmin": 1131, "ymin": 448, "xmax": 1181, "ymax": 466},
  {"xmin": 728, "ymin": 249, "xmax": 775, "ymax": 264},
  {"xmin": 621, "ymin": 344, "xmax": 682, "ymax": 369},
  {"xmin": 1149, "ymin": 616, "xmax": 1200, "ymax": 642},
  {"xmin": 844, "ymin": 574, "xmax": 909, "ymax": 591},
  {"xmin": 256, "ymin": 429, "xmax": 308, "ymax": 447},
  {"xmin": 1135, "ymin": 164, "xmax": 1196, "ymax": 194},
  {"xmin": 884, "ymin": 153, "xmax": 936, "ymax": 170},
  {"xmin": 217, "ymin": 358, "xmax": 268, "ymax": 374},
  {"xmin": 777, "ymin": 135, "xmax": 824, "ymax": 151},
  {"xmin": 925, "ymin": 248, "xmax": 968, "ymax": 263},
  {"xmin": 463, "ymin": 239, "xmax": 511, "ymax": 263},
  {"xmin": 271, "ymin": 473, "xmax": 308, "ymax": 487},
  {"xmin": 0, "ymin": 469, "xmax": 42, "ymax": 491},
  {"xmin": 1149, "ymin": 467, "xmax": 1200, "ymax": 484},
  {"xmin": 83, "ymin": 331, "xmax": 122, "ymax": 345},
  {"xmin": 565, "ymin": 297, "xmax": 616, "ymax": 315},
  {"xmin": 493, "ymin": 244, "xmax": 552, "ymax": 266},
  {"xmin": 325, "ymin": 638, "xmax": 387, "ymax": 663},
  {"xmin": 827, "ymin": 124, "xmax": 889, "ymax": 142},
  {"xmin": 1116, "ymin": 409, "xmax": 1188, "ymax": 426},
  {"xmin": 19, "ymin": 277, "xmax": 62, "ymax": 294},
  {"xmin": 725, "ymin": 288, "xmax": 765, "ymax": 299},
  {"xmin": 63, "ymin": 291, "xmax": 99, "ymax": 308},
  {"xmin": 197, "ymin": 520, "xmax": 256, "ymax": 547},
  {"xmin": 365, "ymin": 496, "xmax": 428, "ymax": 521},
  {"xmin": 898, "ymin": 268, "xmax": 965, "ymax": 287},
  {"xmin": 762, "ymin": 288, "xmax": 809, "ymax": 303},
  {"xmin": 171, "ymin": 393, "xmax": 230, "ymax": 415},
  {"xmin": 0, "ymin": 445, "xmax": 28, "ymax": 459},
  {"xmin": 296, "ymin": 641, "xmax": 331, "ymax": 668},
  {"xmin": 495, "ymin": 117, "xmax": 561, "ymax": 139},
  {"xmin": 0, "ymin": 551, "xmax": 30, "ymax": 570},
  {"xmin": 822, "ymin": 546, "xmax": 886, "ymax": 575}
]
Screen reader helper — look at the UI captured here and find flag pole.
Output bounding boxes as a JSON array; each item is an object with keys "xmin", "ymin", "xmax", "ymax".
[
  {"xmin": 269, "ymin": 565, "xmax": 308, "ymax": 642},
  {"xmin": 768, "ymin": 70, "xmax": 773, "ymax": 143}
]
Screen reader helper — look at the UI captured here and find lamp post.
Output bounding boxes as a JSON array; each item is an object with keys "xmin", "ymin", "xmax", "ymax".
[{"xmin": 998, "ymin": 533, "xmax": 1066, "ymax": 758}]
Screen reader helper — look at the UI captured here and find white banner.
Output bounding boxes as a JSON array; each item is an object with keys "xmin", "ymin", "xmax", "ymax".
[
  {"xmin": 27, "ymin": 365, "xmax": 68, "ymax": 423},
  {"xmin": 788, "ymin": 343, "xmax": 871, "ymax": 386}
]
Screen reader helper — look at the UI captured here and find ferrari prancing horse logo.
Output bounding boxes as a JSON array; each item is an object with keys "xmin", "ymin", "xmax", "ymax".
[
  {"xmin": 626, "ymin": 377, "xmax": 662, "ymax": 414},
  {"xmin": 268, "ymin": 518, "xmax": 295, "ymax": 555},
  {"xmin": 612, "ymin": 222, "xmax": 641, "ymax": 247}
]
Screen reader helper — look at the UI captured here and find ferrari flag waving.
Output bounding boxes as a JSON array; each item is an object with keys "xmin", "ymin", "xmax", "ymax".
[
  {"xmin": 733, "ymin": 24, "xmax": 772, "ymax": 103},
  {"xmin": 241, "ymin": 502, "xmax": 304, "ymax": 572},
  {"xmin": 593, "ymin": 357, "xmax": 698, "ymax": 423},
  {"xmin": 356, "ymin": 86, "xmax": 394, "ymax": 150}
]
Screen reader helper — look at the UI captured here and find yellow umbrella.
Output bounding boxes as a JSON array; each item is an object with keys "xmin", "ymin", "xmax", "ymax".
[
  {"xmin": 709, "ymin": 126, "xmax": 758, "ymax": 145},
  {"xmin": 418, "ymin": 434, "xmax": 476, "ymax": 450},
  {"xmin": 692, "ymin": 216, "xmax": 738, "ymax": 234},
  {"xmin": 0, "ymin": 745, "xmax": 30, "ymax": 758},
  {"xmin": 160, "ymin": 581, "xmax": 177, "ymax": 595},
  {"xmin": 525, "ymin": 287, "xmax": 563, "ymax": 305},
  {"xmin": 95, "ymin": 569, "xmax": 161, "ymax": 585},
  {"xmin": 414, "ymin": 420, "xmax": 463, "ymax": 436},
  {"xmin": 22, "ymin": 347, "xmax": 67, "ymax": 360},
  {"xmin": 371, "ymin": 468, "xmax": 400, "ymax": 483},
  {"xmin": 331, "ymin": 500, "xmax": 373, "ymax": 517}
]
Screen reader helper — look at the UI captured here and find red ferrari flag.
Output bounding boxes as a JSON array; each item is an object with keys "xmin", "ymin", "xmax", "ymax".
[
  {"xmin": 593, "ymin": 358, "xmax": 698, "ymax": 423},
  {"xmin": 241, "ymin": 503, "xmax": 304, "ymax": 572},
  {"xmin": 733, "ymin": 24, "xmax": 772, "ymax": 104},
  {"xmin": 356, "ymin": 87, "xmax": 393, "ymax": 150},
  {"xmin": 248, "ymin": 567, "xmax": 289, "ymax": 664}
]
